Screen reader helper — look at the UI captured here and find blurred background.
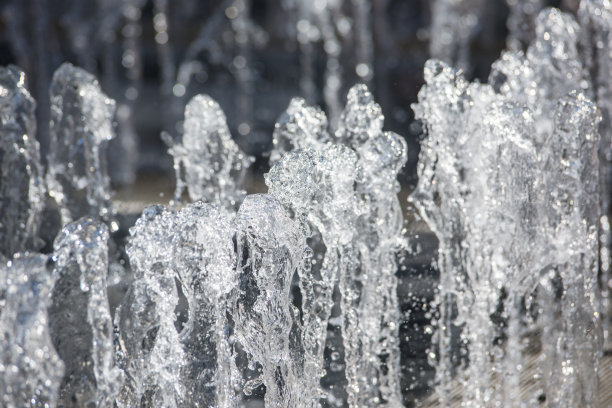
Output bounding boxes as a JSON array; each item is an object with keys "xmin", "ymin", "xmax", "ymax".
[{"xmin": 0, "ymin": 0, "xmax": 575, "ymax": 190}]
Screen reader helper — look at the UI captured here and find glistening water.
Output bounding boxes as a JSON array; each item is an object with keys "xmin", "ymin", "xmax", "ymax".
[{"xmin": 0, "ymin": 1, "xmax": 611, "ymax": 407}]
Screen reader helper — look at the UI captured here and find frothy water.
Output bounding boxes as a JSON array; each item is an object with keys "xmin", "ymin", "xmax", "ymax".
[
  {"xmin": 1, "ymin": 1, "xmax": 612, "ymax": 407},
  {"xmin": 165, "ymin": 94, "xmax": 253, "ymax": 208},
  {"xmin": 413, "ymin": 6, "xmax": 608, "ymax": 406}
]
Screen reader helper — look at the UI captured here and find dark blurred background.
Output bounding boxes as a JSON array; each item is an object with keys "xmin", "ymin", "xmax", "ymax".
[{"xmin": 0, "ymin": 0, "xmax": 557, "ymax": 190}]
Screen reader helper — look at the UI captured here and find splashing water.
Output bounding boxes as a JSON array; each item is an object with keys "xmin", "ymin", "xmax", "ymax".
[
  {"xmin": 233, "ymin": 193, "xmax": 311, "ymax": 407},
  {"xmin": 0, "ymin": 66, "xmax": 45, "ymax": 257},
  {"xmin": 539, "ymin": 91, "xmax": 601, "ymax": 407},
  {"xmin": 270, "ymin": 97, "xmax": 330, "ymax": 165},
  {"xmin": 412, "ymin": 8, "xmax": 604, "ymax": 404},
  {"xmin": 2, "ymin": 2, "xmax": 612, "ymax": 407},
  {"xmin": 335, "ymin": 85, "xmax": 406, "ymax": 406},
  {"xmin": 170, "ymin": 202, "xmax": 238, "ymax": 407},
  {"xmin": 166, "ymin": 94, "xmax": 252, "ymax": 208},
  {"xmin": 267, "ymin": 83, "xmax": 406, "ymax": 407},
  {"xmin": 46, "ymin": 63, "xmax": 117, "ymax": 230},
  {"xmin": 50, "ymin": 218, "xmax": 121, "ymax": 406},
  {"xmin": 0, "ymin": 253, "xmax": 64, "ymax": 408},
  {"xmin": 115, "ymin": 205, "xmax": 186, "ymax": 407},
  {"xmin": 578, "ymin": 0, "xmax": 612, "ymax": 345},
  {"xmin": 267, "ymin": 145, "xmax": 360, "ymax": 405},
  {"xmin": 116, "ymin": 201, "xmax": 243, "ymax": 407},
  {"xmin": 490, "ymin": 8, "xmax": 587, "ymax": 143}
]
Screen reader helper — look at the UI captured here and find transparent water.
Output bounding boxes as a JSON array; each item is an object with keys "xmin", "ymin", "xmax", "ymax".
[{"xmin": 1, "ymin": 1, "xmax": 611, "ymax": 407}]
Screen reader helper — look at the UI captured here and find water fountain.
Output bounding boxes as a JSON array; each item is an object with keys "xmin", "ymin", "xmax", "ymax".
[
  {"xmin": 0, "ymin": 253, "xmax": 63, "ymax": 407},
  {"xmin": 413, "ymin": 5, "xmax": 608, "ymax": 406},
  {"xmin": 1, "ymin": 1, "xmax": 611, "ymax": 407},
  {"xmin": 46, "ymin": 63, "xmax": 117, "ymax": 229},
  {"xmin": 0, "ymin": 66, "xmax": 45, "ymax": 258},
  {"xmin": 51, "ymin": 218, "xmax": 121, "ymax": 406},
  {"xmin": 165, "ymin": 93, "xmax": 253, "ymax": 208}
]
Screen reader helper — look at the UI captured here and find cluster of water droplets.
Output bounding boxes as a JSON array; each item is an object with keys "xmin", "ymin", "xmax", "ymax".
[
  {"xmin": 578, "ymin": 0, "xmax": 612, "ymax": 345},
  {"xmin": 2, "ymin": 1, "xmax": 612, "ymax": 407},
  {"xmin": 0, "ymin": 62, "xmax": 123, "ymax": 407},
  {"xmin": 165, "ymin": 94, "xmax": 253, "ymax": 208},
  {"xmin": 267, "ymin": 83, "xmax": 407, "ymax": 406},
  {"xmin": 413, "ymin": 4, "xmax": 609, "ymax": 406},
  {"xmin": 0, "ymin": 47, "xmax": 409, "ymax": 407}
]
